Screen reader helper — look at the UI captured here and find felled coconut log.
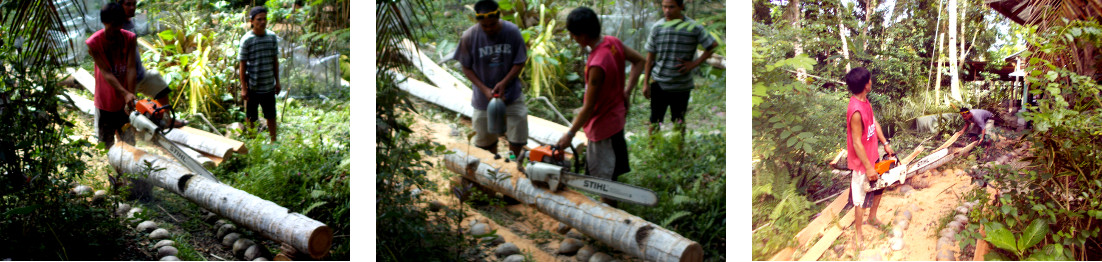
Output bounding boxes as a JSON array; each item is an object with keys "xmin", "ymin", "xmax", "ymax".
[
  {"xmin": 444, "ymin": 147, "xmax": 702, "ymax": 262},
  {"xmin": 393, "ymin": 71, "xmax": 588, "ymax": 148},
  {"xmin": 163, "ymin": 127, "xmax": 245, "ymax": 160},
  {"xmin": 398, "ymin": 38, "xmax": 471, "ymax": 92},
  {"xmin": 108, "ymin": 142, "xmax": 332, "ymax": 259}
]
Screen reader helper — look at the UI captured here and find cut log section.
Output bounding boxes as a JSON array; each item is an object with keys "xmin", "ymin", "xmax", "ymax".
[
  {"xmin": 108, "ymin": 142, "xmax": 332, "ymax": 259},
  {"xmin": 163, "ymin": 127, "xmax": 239, "ymax": 160},
  {"xmin": 443, "ymin": 147, "xmax": 701, "ymax": 262},
  {"xmin": 177, "ymin": 126, "xmax": 248, "ymax": 155}
]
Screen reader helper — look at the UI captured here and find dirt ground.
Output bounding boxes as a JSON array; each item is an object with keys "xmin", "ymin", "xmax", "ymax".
[
  {"xmin": 407, "ymin": 102, "xmax": 641, "ymax": 261},
  {"xmin": 810, "ymin": 127, "xmax": 1027, "ymax": 261}
]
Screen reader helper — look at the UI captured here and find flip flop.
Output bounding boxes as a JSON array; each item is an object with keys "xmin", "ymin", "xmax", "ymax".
[{"xmin": 171, "ymin": 119, "xmax": 189, "ymax": 128}]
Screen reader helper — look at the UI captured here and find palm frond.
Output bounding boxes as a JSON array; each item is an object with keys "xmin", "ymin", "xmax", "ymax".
[{"xmin": 0, "ymin": 0, "xmax": 69, "ymax": 67}]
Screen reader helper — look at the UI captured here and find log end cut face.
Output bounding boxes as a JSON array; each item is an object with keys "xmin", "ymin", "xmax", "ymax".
[
  {"xmin": 679, "ymin": 242, "xmax": 703, "ymax": 262},
  {"xmin": 308, "ymin": 225, "xmax": 334, "ymax": 259}
]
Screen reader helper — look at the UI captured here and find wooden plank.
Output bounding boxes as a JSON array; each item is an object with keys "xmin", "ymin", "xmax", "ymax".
[
  {"xmin": 68, "ymin": 67, "xmax": 96, "ymax": 94},
  {"xmin": 199, "ymin": 151, "xmax": 224, "ymax": 166},
  {"xmin": 795, "ymin": 189, "xmax": 850, "ymax": 247},
  {"xmin": 934, "ymin": 129, "xmax": 965, "ymax": 152},
  {"xmin": 900, "ymin": 145, "xmax": 925, "ymax": 166},
  {"xmin": 798, "ymin": 208, "xmax": 855, "ymax": 261},
  {"xmin": 63, "ymin": 91, "xmax": 96, "ymax": 115},
  {"xmin": 768, "ymin": 247, "xmax": 795, "ymax": 261},
  {"xmin": 178, "ymin": 126, "xmax": 248, "ymax": 154}
]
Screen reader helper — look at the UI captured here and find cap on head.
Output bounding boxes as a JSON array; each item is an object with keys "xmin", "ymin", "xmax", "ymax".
[
  {"xmin": 249, "ymin": 6, "xmax": 268, "ymax": 21},
  {"xmin": 845, "ymin": 67, "xmax": 872, "ymax": 95},
  {"xmin": 100, "ymin": 2, "xmax": 127, "ymax": 26},
  {"xmin": 566, "ymin": 7, "xmax": 601, "ymax": 39}
]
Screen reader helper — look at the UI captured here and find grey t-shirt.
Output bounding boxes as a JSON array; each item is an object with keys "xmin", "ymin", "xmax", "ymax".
[
  {"xmin": 968, "ymin": 109, "xmax": 994, "ymax": 134},
  {"xmin": 456, "ymin": 20, "xmax": 527, "ymax": 110}
]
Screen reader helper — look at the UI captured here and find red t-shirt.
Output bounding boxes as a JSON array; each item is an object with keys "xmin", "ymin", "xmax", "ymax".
[
  {"xmin": 583, "ymin": 36, "xmax": 627, "ymax": 142},
  {"xmin": 846, "ymin": 95, "xmax": 879, "ymax": 170},
  {"xmin": 86, "ymin": 29, "xmax": 136, "ymax": 112}
]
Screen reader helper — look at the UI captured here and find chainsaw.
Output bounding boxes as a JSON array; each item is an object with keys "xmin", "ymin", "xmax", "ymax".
[
  {"xmin": 869, "ymin": 147, "xmax": 955, "ymax": 191},
  {"xmin": 127, "ymin": 98, "xmax": 218, "ymax": 182},
  {"xmin": 519, "ymin": 145, "xmax": 658, "ymax": 206}
]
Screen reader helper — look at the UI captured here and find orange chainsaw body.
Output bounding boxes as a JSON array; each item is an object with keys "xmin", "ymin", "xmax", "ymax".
[{"xmin": 134, "ymin": 98, "xmax": 167, "ymax": 121}]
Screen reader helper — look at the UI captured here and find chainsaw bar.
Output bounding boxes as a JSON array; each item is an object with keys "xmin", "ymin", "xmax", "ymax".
[
  {"xmin": 869, "ymin": 148, "xmax": 952, "ymax": 191},
  {"xmin": 560, "ymin": 171, "xmax": 658, "ymax": 206}
]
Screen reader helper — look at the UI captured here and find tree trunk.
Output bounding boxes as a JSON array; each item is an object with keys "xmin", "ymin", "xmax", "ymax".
[
  {"xmin": 784, "ymin": 0, "xmax": 806, "ymax": 82},
  {"xmin": 936, "ymin": 33, "xmax": 945, "ymax": 105},
  {"xmin": 948, "ymin": 0, "xmax": 961, "ymax": 102},
  {"xmin": 863, "ymin": 0, "xmax": 876, "ymax": 51},
  {"xmin": 108, "ymin": 142, "xmax": 333, "ymax": 259},
  {"xmin": 398, "ymin": 38, "xmax": 470, "ymax": 92},
  {"xmin": 443, "ymin": 147, "xmax": 703, "ymax": 262},
  {"xmin": 926, "ymin": 0, "xmax": 944, "ymax": 104},
  {"xmin": 839, "ymin": 23, "xmax": 852, "ymax": 72}
]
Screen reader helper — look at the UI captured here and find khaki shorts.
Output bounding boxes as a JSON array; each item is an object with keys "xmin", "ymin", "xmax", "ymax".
[
  {"xmin": 851, "ymin": 169, "xmax": 879, "ymax": 208},
  {"xmin": 473, "ymin": 95, "xmax": 528, "ymax": 148},
  {"xmin": 135, "ymin": 70, "xmax": 169, "ymax": 99}
]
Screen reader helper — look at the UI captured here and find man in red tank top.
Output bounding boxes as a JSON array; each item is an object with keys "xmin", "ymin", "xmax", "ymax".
[
  {"xmin": 557, "ymin": 7, "xmax": 646, "ymax": 207},
  {"xmin": 844, "ymin": 67, "xmax": 895, "ymax": 253}
]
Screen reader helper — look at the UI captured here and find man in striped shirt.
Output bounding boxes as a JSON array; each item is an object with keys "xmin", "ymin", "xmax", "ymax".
[
  {"xmin": 639, "ymin": 0, "xmax": 717, "ymax": 135},
  {"xmin": 239, "ymin": 6, "xmax": 281, "ymax": 142}
]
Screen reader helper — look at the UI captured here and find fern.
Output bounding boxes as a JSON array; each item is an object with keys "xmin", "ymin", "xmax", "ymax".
[{"xmin": 660, "ymin": 211, "xmax": 693, "ymax": 228}]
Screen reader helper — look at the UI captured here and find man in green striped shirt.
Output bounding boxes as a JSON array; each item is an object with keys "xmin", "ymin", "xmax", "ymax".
[{"xmin": 639, "ymin": 0, "xmax": 717, "ymax": 135}]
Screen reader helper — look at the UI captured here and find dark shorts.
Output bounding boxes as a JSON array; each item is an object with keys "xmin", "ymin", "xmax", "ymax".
[
  {"xmin": 649, "ymin": 82, "xmax": 692, "ymax": 124},
  {"xmin": 246, "ymin": 91, "xmax": 277, "ymax": 121},
  {"xmin": 96, "ymin": 109, "xmax": 133, "ymax": 149}
]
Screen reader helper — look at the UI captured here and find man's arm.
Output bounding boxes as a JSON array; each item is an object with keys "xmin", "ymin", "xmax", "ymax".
[
  {"xmin": 125, "ymin": 43, "xmax": 137, "ymax": 94},
  {"xmin": 557, "ymin": 66, "xmax": 604, "ymax": 148},
  {"xmin": 274, "ymin": 53, "xmax": 281, "ymax": 94},
  {"xmin": 679, "ymin": 41, "xmax": 718, "ymax": 74},
  {"xmin": 462, "ymin": 66, "xmax": 494, "ymax": 99},
  {"xmin": 642, "ymin": 52, "xmax": 656, "ymax": 99},
  {"xmin": 89, "ymin": 49, "xmax": 136, "ymax": 106},
  {"xmin": 623, "ymin": 46, "xmax": 646, "ymax": 99},
  {"xmin": 238, "ymin": 61, "xmax": 249, "ymax": 99},
  {"xmin": 873, "ymin": 119, "xmax": 894, "ymax": 156},
  {"xmin": 851, "ymin": 112, "xmax": 877, "ymax": 180},
  {"xmin": 493, "ymin": 63, "xmax": 524, "ymax": 96}
]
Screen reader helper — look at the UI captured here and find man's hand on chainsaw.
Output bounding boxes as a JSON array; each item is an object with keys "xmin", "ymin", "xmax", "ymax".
[
  {"xmin": 884, "ymin": 143, "xmax": 895, "ymax": 156},
  {"xmin": 123, "ymin": 92, "xmax": 137, "ymax": 110},
  {"xmin": 556, "ymin": 132, "xmax": 574, "ymax": 150},
  {"xmin": 866, "ymin": 166, "xmax": 879, "ymax": 181}
]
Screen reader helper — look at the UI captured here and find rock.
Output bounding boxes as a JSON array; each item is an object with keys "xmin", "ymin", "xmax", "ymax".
[
  {"xmin": 900, "ymin": 185, "xmax": 915, "ymax": 195},
  {"xmin": 859, "ymin": 250, "xmax": 883, "ymax": 261},
  {"xmin": 503, "ymin": 254, "xmax": 526, "ymax": 262},
  {"xmin": 936, "ymin": 248, "xmax": 956, "ymax": 261},
  {"xmin": 957, "ymin": 206, "xmax": 970, "ymax": 214},
  {"xmin": 160, "ymin": 256, "xmax": 180, "ymax": 261},
  {"xmin": 495, "ymin": 242, "xmax": 520, "ymax": 258},
  {"xmin": 556, "ymin": 222, "xmax": 572, "ymax": 234},
  {"xmin": 149, "ymin": 228, "xmax": 171, "ymax": 240},
  {"xmin": 154, "ymin": 240, "xmax": 175, "ymax": 250},
  {"xmin": 936, "ymin": 236, "xmax": 954, "ymax": 250},
  {"xmin": 955, "ymin": 214, "xmax": 969, "ymax": 224},
  {"xmin": 589, "ymin": 252, "xmax": 615, "ymax": 262},
  {"xmin": 901, "ymin": 210, "xmax": 913, "ymax": 221},
  {"xmin": 576, "ymin": 245, "xmax": 596, "ymax": 262},
  {"xmin": 92, "ymin": 190, "xmax": 108, "ymax": 202},
  {"xmin": 556, "ymin": 238, "xmax": 584, "ymax": 255},
  {"xmin": 116, "ymin": 203, "xmax": 132, "ymax": 217},
  {"xmin": 215, "ymin": 219, "xmax": 229, "ymax": 229},
  {"xmin": 253, "ymin": 258, "xmax": 268, "ymax": 261},
  {"xmin": 137, "ymin": 221, "xmax": 159, "ymax": 233},
  {"xmin": 940, "ymin": 228, "xmax": 957, "ymax": 238},
  {"xmin": 217, "ymin": 224, "xmax": 237, "ymax": 239},
  {"xmin": 889, "ymin": 237, "xmax": 904, "ymax": 251},
  {"xmin": 157, "ymin": 246, "xmax": 178, "ymax": 258},
  {"xmin": 470, "ymin": 223, "xmax": 491, "ymax": 236},
  {"xmin": 892, "ymin": 227, "xmax": 904, "ymax": 238},
  {"xmin": 428, "ymin": 200, "xmax": 445, "ymax": 212},
  {"xmin": 234, "ymin": 238, "xmax": 256, "ymax": 258},
  {"xmin": 202, "ymin": 212, "xmax": 218, "ymax": 223},
  {"xmin": 896, "ymin": 219, "xmax": 909, "ymax": 230},
  {"xmin": 908, "ymin": 203, "xmax": 921, "ymax": 213},
  {"xmin": 948, "ymin": 221, "xmax": 963, "ymax": 231},
  {"xmin": 222, "ymin": 233, "xmax": 241, "ymax": 248},
  {"xmin": 245, "ymin": 245, "xmax": 262, "ymax": 261},
  {"xmin": 127, "ymin": 207, "xmax": 143, "ymax": 219},
  {"xmin": 72, "ymin": 185, "xmax": 92, "ymax": 195},
  {"xmin": 566, "ymin": 229, "xmax": 586, "ymax": 240},
  {"xmin": 963, "ymin": 202, "xmax": 976, "ymax": 209}
]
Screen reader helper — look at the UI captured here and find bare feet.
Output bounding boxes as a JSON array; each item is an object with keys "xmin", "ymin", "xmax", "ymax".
[{"xmin": 866, "ymin": 217, "xmax": 884, "ymax": 227}]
